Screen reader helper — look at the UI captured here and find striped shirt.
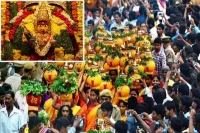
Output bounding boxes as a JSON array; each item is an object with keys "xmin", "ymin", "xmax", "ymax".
[{"xmin": 152, "ymin": 50, "xmax": 166, "ymax": 78}]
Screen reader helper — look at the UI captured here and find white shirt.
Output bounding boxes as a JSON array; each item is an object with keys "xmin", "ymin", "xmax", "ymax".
[
  {"xmin": 110, "ymin": 21, "xmax": 125, "ymax": 31},
  {"xmin": 0, "ymin": 106, "xmax": 24, "ymax": 133},
  {"xmin": 15, "ymin": 90, "xmax": 28, "ymax": 123},
  {"xmin": 5, "ymin": 73, "xmax": 21, "ymax": 94},
  {"xmin": 149, "ymin": 26, "xmax": 158, "ymax": 39}
]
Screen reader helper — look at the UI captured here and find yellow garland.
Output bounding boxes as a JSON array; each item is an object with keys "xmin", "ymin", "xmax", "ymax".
[
  {"xmin": 1, "ymin": 2, "xmax": 6, "ymax": 41},
  {"xmin": 21, "ymin": 55, "xmax": 30, "ymax": 60},
  {"xmin": 13, "ymin": 49, "xmax": 21, "ymax": 60},
  {"xmin": 63, "ymin": 54, "xmax": 74, "ymax": 60}
]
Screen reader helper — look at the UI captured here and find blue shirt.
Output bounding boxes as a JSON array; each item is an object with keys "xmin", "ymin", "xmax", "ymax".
[{"xmin": 104, "ymin": 21, "xmax": 113, "ymax": 31}]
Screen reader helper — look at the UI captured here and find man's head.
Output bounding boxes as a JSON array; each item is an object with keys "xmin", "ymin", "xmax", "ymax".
[
  {"xmin": 87, "ymin": 20, "xmax": 94, "ymax": 32},
  {"xmin": 161, "ymin": 66, "xmax": 170, "ymax": 80},
  {"xmin": 55, "ymin": 117, "xmax": 71, "ymax": 133},
  {"xmin": 157, "ymin": 24, "xmax": 164, "ymax": 36},
  {"xmin": 0, "ymin": 87, "xmax": 5, "ymax": 104},
  {"xmin": 5, "ymin": 90, "xmax": 15, "ymax": 108},
  {"xmin": 28, "ymin": 116, "xmax": 42, "ymax": 133},
  {"xmin": 101, "ymin": 101, "xmax": 113, "ymax": 118},
  {"xmin": 162, "ymin": 36, "xmax": 171, "ymax": 49},
  {"xmin": 103, "ymin": 8, "xmax": 112, "ymax": 22},
  {"xmin": 168, "ymin": 117, "xmax": 183, "ymax": 133},
  {"xmin": 153, "ymin": 38, "xmax": 162, "ymax": 52},
  {"xmin": 24, "ymin": 62, "xmax": 34, "ymax": 75},
  {"xmin": 114, "ymin": 12, "xmax": 122, "ymax": 24},
  {"xmin": 115, "ymin": 120, "xmax": 128, "ymax": 133},
  {"xmin": 109, "ymin": 69, "xmax": 118, "ymax": 83},
  {"xmin": 147, "ymin": 18, "xmax": 155, "ymax": 29},
  {"xmin": 100, "ymin": 89, "xmax": 112, "ymax": 104},
  {"xmin": 177, "ymin": 83, "xmax": 189, "ymax": 99},
  {"xmin": 186, "ymin": 33, "xmax": 196, "ymax": 44},
  {"xmin": 152, "ymin": 104, "xmax": 165, "ymax": 121},
  {"xmin": 191, "ymin": 98, "xmax": 200, "ymax": 111},
  {"xmin": 179, "ymin": 96, "xmax": 192, "ymax": 113},
  {"xmin": 13, "ymin": 62, "xmax": 25, "ymax": 75},
  {"xmin": 164, "ymin": 101, "xmax": 176, "ymax": 119}
]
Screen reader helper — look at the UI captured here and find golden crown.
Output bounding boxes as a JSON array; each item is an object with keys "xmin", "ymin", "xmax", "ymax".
[{"xmin": 37, "ymin": 2, "xmax": 50, "ymax": 22}]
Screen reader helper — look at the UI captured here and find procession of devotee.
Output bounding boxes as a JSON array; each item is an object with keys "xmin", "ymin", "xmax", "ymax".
[{"xmin": 1, "ymin": 0, "xmax": 200, "ymax": 133}]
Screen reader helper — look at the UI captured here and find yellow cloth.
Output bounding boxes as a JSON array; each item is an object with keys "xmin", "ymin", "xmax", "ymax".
[
  {"xmin": 72, "ymin": 105, "xmax": 81, "ymax": 116},
  {"xmin": 85, "ymin": 105, "xmax": 100, "ymax": 132},
  {"xmin": 168, "ymin": 79, "xmax": 174, "ymax": 87},
  {"xmin": 121, "ymin": 116, "xmax": 127, "ymax": 122},
  {"xmin": 44, "ymin": 98, "xmax": 58, "ymax": 124}
]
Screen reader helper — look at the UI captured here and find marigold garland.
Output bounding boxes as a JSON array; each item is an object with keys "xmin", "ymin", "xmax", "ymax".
[
  {"xmin": 17, "ymin": 2, "xmax": 22, "ymax": 11},
  {"xmin": 1, "ymin": 2, "xmax": 6, "ymax": 45}
]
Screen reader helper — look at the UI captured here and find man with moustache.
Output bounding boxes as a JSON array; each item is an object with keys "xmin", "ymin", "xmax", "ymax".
[{"xmin": 0, "ymin": 91, "xmax": 24, "ymax": 133}]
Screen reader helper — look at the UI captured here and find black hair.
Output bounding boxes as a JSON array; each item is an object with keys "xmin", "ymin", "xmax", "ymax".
[
  {"xmin": 154, "ymin": 38, "xmax": 162, "ymax": 44},
  {"xmin": 28, "ymin": 110, "xmax": 38, "ymax": 116},
  {"xmin": 173, "ymin": 98, "xmax": 180, "ymax": 113},
  {"xmin": 190, "ymin": 88, "xmax": 200, "ymax": 99},
  {"xmin": 177, "ymin": 83, "xmax": 189, "ymax": 96},
  {"xmin": 152, "ymin": 85, "xmax": 161, "ymax": 92},
  {"xmin": 184, "ymin": 46, "xmax": 194, "ymax": 56},
  {"xmin": 180, "ymin": 96, "xmax": 193, "ymax": 112},
  {"xmin": 180, "ymin": 64, "xmax": 190, "ymax": 77},
  {"xmin": 0, "ymin": 86, "xmax": 6, "ymax": 96},
  {"xmin": 114, "ymin": 11, "xmax": 121, "ymax": 18},
  {"xmin": 153, "ymin": 91, "xmax": 164, "ymax": 104},
  {"xmin": 5, "ymin": 90, "xmax": 15, "ymax": 99},
  {"xmin": 91, "ymin": 89, "xmax": 100, "ymax": 97},
  {"xmin": 55, "ymin": 105, "xmax": 74, "ymax": 126},
  {"xmin": 196, "ymin": 33, "xmax": 200, "ymax": 42},
  {"xmin": 164, "ymin": 101, "xmax": 176, "ymax": 111},
  {"xmin": 134, "ymin": 103, "xmax": 147, "ymax": 114},
  {"xmin": 152, "ymin": 104, "xmax": 165, "ymax": 119},
  {"xmin": 83, "ymin": 86, "xmax": 90, "ymax": 94},
  {"xmin": 101, "ymin": 101, "xmax": 113, "ymax": 112},
  {"xmin": 118, "ymin": 99, "xmax": 128, "ymax": 107},
  {"xmin": 103, "ymin": 8, "xmax": 112, "ymax": 19},
  {"xmin": 129, "ymin": 11, "xmax": 137, "ymax": 21},
  {"xmin": 179, "ymin": 24, "xmax": 186, "ymax": 34},
  {"xmin": 2, "ymin": 83, "xmax": 12, "ymax": 92},
  {"xmin": 182, "ymin": 118, "xmax": 189, "ymax": 130},
  {"xmin": 144, "ymin": 97, "xmax": 154, "ymax": 113},
  {"xmin": 14, "ymin": 66, "xmax": 22, "ymax": 74},
  {"xmin": 172, "ymin": 82, "xmax": 180, "ymax": 94},
  {"xmin": 102, "ymin": 0, "xmax": 108, "ymax": 6},
  {"xmin": 111, "ymin": 7, "xmax": 119, "ymax": 15},
  {"xmin": 127, "ymin": 96, "xmax": 138, "ymax": 109},
  {"xmin": 28, "ymin": 116, "xmax": 41, "ymax": 130},
  {"xmin": 139, "ymin": 6, "xmax": 146, "ymax": 16},
  {"xmin": 194, "ymin": 98, "xmax": 200, "ymax": 110},
  {"xmin": 192, "ymin": 44, "xmax": 200, "ymax": 56},
  {"xmin": 109, "ymin": 69, "xmax": 118, "ymax": 75},
  {"xmin": 157, "ymin": 24, "xmax": 164, "ymax": 30},
  {"xmin": 55, "ymin": 117, "xmax": 71, "ymax": 131},
  {"xmin": 187, "ymin": 33, "xmax": 196, "ymax": 44},
  {"xmin": 88, "ymin": 19, "xmax": 94, "ymax": 25},
  {"xmin": 170, "ymin": 117, "xmax": 183, "ymax": 132},
  {"xmin": 114, "ymin": 120, "xmax": 128, "ymax": 133},
  {"xmin": 173, "ymin": 40, "xmax": 184, "ymax": 50},
  {"xmin": 21, "ymin": 75, "xmax": 29, "ymax": 80}
]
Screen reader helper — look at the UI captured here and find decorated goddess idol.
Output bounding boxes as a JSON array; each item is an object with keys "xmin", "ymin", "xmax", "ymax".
[{"xmin": 1, "ymin": 1, "xmax": 83, "ymax": 60}]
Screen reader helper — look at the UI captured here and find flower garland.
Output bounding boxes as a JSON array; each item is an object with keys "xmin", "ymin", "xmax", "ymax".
[
  {"xmin": 52, "ymin": 9, "xmax": 75, "ymax": 35},
  {"xmin": 71, "ymin": 2, "xmax": 78, "ymax": 31},
  {"xmin": 17, "ymin": 2, "xmax": 22, "ymax": 12},
  {"xmin": 76, "ymin": 1, "xmax": 83, "ymax": 45},
  {"xmin": 1, "ymin": 2, "xmax": 6, "ymax": 45},
  {"xmin": 9, "ymin": 10, "xmax": 34, "ymax": 40}
]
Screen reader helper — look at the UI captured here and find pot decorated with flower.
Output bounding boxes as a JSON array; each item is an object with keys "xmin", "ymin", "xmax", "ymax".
[
  {"xmin": 119, "ymin": 57, "xmax": 128, "ymax": 68},
  {"xmin": 99, "ymin": 74, "xmax": 112, "ymax": 92},
  {"xmin": 145, "ymin": 60, "xmax": 156, "ymax": 75},
  {"xmin": 43, "ymin": 63, "xmax": 58, "ymax": 84},
  {"xmin": 21, "ymin": 80, "xmax": 46, "ymax": 106},
  {"xmin": 50, "ymin": 68, "xmax": 78, "ymax": 102},
  {"xmin": 86, "ymin": 69, "xmax": 102, "ymax": 88},
  {"xmin": 106, "ymin": 48, "xmax": 122, "ymax": 68},
  {"xmin": 74, "ymin": 62, "xmax": 85, "ymax": 72}
]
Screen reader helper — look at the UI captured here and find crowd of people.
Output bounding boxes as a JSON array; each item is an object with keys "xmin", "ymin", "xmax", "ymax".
[{"xmin": 1, "ymin": 0, "xmax": 200, "ymax": 133}]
